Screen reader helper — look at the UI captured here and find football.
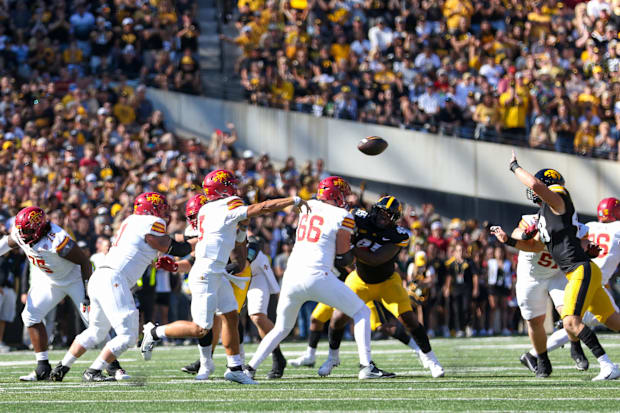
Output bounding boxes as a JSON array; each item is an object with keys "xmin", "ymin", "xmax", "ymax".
[{"xmin": 357, "ymin": 136, "xmax": 388, "ymax": 155}]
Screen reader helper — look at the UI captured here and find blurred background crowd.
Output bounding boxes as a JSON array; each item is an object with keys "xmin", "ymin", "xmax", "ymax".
[
  {"xmin": 0, "ymin": 0, "xmax": 619, "ymax": 352},
  {"xmin": 226, "ymin": 0, "xmax": 620, "ymax": 159}
]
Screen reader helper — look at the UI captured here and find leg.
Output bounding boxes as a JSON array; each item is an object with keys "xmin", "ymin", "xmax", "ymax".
[
  {"xmin": 487, "ymin": 293, "xmax": 497, "ymax": 335},
  {"xmin": 291, "ymin": 303, "xmax": 332, "ymax": 367}
]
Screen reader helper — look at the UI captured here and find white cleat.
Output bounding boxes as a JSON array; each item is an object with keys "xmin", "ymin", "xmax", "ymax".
[
  {"xmin": 140, "ymin": 322, "xmax": 158, "ymax": 361},
  {"xmin": 318, "ymin": 357, "xmax": 340, "ymax": 377},
  {"xmin": 195, "ymin": 359, "xmax": 215, "ymax": 381},
  {"xmin": 114, "ymin": 368, "xmax": 131, "ymax": 381},
  {"xmin": 224, "ymin": 368, "xmax": 257, "ymax": 384},
  {"xmin": 420, "ymin": 350, "xmax": 445, "ymax": 378},
  {"xmin": 290, "ymin": 354, "xmax": 316, "ymax": 367},
  {"xmin": 592, "ymin": 364, "xmax": 620, "ymax": 381},
  {"xmin": 18, "ymin": 371, "xmax": 39, "ymax": 382}
]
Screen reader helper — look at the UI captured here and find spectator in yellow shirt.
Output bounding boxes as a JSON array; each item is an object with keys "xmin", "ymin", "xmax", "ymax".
[
  {"xmin": 271, "ymin": 76, "xmax": 294, "ymax": 110},
  {"xmin": 238, "ymin": 0, "xmax": 265, "ymax": 12},
  {"xmin": 499, "ymin": 75, "xmax": 529, "ymax": 142},
  {"xmin": 444, "ymin": 0, "xmax": 473, "ymax": 31},
  {"xmin": 330, "ymin": 35, "xmax": 350, "ymax": 62},
  {"xmin": 574, "ymin": 120, "xmax": 595, "ymax": 155}
]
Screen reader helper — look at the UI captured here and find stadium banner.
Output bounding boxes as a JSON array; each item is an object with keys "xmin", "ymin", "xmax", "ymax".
[{"xmin": 147, "ymin": 88, "xmax": 620, "ymax": 216}]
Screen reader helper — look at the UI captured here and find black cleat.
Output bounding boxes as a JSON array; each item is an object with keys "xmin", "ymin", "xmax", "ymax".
[
  {"xmin": 570, "ymin": 342, "xmax": 589, "ymax": 371},
  {"xmin": 359, "ymin": 361, "xmax": 396, "ymax": 379},
  {"xmin": 267, "ymin": 358, "xmax": 287, "ymax": 380},
  {"xmin": 181, "ymin": 359, "xmax": 201, "ymax": 375},
  {"xmin": 82, "ymin": 368, "xmax": 116, "ymax": 382},
  {"xmin": 50, "ymin": 362, "xmax": 70, "ymax": 382},
  {"xmin": 536, "ymin": 355, "xmax": 552, "ymax": 378},
  {"xmin": 520, "ymin": 352, "xmax": 538, "ymax": 374}
]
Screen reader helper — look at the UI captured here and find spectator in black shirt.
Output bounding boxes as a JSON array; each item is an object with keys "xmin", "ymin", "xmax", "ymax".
[{"xmin": 445, "ymin": 242, "xmax": 479, "ymax": 337}]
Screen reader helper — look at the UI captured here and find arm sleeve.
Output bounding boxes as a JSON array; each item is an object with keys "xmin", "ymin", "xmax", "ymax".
[
  {"xmin": 395, "ymin": 226, "xmax": 410, "ymax": 247},
  {"xmin": 339, "ymin": 213, "xmax": 356, "ymax": 234},
  {"xmin": 224, "ymin": 197, "xmax": 249, "ymax": 225}
]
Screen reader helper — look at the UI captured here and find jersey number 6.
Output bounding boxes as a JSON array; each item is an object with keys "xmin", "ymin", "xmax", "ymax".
[{"xmin": 297, "ymin": 215, "xmax": 324, "ymax": 243}]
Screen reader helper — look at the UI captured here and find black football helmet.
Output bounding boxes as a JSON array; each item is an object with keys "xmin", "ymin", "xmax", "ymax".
[
  {"xmin": 526, "ymin": 168, "xmax": 565, "ymax": 204},
  {"xmin": 370, "ymin": 196, "xmax": 402, "ymax": 228}
]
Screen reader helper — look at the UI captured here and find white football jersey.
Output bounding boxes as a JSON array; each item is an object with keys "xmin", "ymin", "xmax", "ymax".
[
  {"xmin": 184, "ymin": 224, "xmax": 199, "ymax": 239},
  {"xmin": 251, "ymin": 250, "xmax": 280, "ymax": 294},
  {"xmin": 516, "ymin": 214, "xmax": 589, "ymax": 279},
  {"xmin": 90, "ymin": 252, "xmax": 107, "ymax": 270},
  {"xmin": 192, "ymin": 196, "xmax": 248, "ymax": 276},
  {"xmin": 287, "ymin": 199, "xmax": 355, "ymax": 272},
  {"xmin": 585, "ymin": 220, "xmax": 620, "ymax": 284},
  {"xmin": 102, "ymin": 214, "xmax": 167, "ymax": 286},
  {"xmin": 11, "ymin": 222, "xmax": 80, "ymax": 286}
]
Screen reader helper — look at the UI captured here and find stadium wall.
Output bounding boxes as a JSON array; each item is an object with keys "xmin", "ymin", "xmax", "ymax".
[{"xmin": 147, "ymin": 88, "xmax": 617, "ymax": 225}]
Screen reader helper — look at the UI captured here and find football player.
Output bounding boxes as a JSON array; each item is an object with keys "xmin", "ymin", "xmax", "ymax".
[
  {"xmin": 244, "ymin": 176, "xmax": 393, "ymax": 380},
  {"xmin": 492, "ymin": 214, "xmax": 590, "ymax": 377},
  {"xmin": 316, "ymin": 196, "xmax": 444, "ymax": 378},
  {"xmin": 502, "ymin": 152, "xmax": 620, "ymax": 380},
  {"xmin": 0, "ymin": 207, "xmax": 92, "ymax": 381},
  {"xmin": 140, "ymin": 170, "xmax": 308, "ymax": 384},
  {"xmin": 50, "ymin": 192, "xmax": 194, "ymax": 382}
]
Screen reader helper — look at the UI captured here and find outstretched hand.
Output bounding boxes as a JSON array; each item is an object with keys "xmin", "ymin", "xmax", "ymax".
[{"xmin": 490, "ymin": 225, "xmax": 508, "ymax": 243}]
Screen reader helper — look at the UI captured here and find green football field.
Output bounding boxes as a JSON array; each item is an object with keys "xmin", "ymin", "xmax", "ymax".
[{"xmin": 1, "ymin": 335, "xmax": 620, "ymax": 412}]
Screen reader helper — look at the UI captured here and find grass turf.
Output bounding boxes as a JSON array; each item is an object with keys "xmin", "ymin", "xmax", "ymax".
[{"xmin": 1, "ymin": 335, "xmax": 620, "ymax": 412}]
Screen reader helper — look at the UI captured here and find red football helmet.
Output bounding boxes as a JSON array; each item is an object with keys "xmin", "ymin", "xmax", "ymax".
[
  {"xmin": 134, "ymin": 192, "xmax": 170, "ymax": 220},
  {"xmin": 202, "ymin": 169, "xmax": 238, "ymax": 201},
  {"xmin": 597, "ymin": 197, "xmax": 620, "ymax": 223},
  {"xmin": 185, "ymin": 194, "xmax": 207, "ymax": 229},
  {"xmin": 14, "ymin": 206, "xmax": 50, "ymax": 244},
  {"xmin": 317, "ymin": 176, "xmax": 350, "ymax": 208}
]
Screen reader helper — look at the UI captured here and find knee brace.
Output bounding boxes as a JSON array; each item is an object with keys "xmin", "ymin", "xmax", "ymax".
[{"xmin": 76, "ymin": 326, "xmax": 109, "ymax": 350}]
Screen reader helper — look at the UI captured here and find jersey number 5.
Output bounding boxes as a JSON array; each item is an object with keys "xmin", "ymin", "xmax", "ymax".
[{"xmin": 297, "ymin": 215, "xmax": 324, "ymax": 243}]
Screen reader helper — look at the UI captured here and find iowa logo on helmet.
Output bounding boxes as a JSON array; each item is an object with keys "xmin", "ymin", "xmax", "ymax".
[{"xmin": 544, "ymin": 169, "xmax": 562, "ymax": 181}]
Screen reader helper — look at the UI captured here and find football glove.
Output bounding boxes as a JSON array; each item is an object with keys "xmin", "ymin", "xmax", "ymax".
[
  {"xmin": 156, "ymin": 256, "xmax": 179, "ymax": 272},
  {"xmin": 521, "ymin": 222, "xmax": 538, "ymax": 240},
  {"xmin": 586, "ymin": 243, "xmax": 602, "ymax": 258}
]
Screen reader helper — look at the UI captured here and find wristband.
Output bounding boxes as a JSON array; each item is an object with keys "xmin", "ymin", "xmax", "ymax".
[
  {"xmin": 236, "ymin": 228, "xmax": 247, "ymax": 243},
  {"xmin": 509, "ymin": 160, "xmax": 520, "ymax": 173},
  {"xmin": 293, "ymin": 196, "xmax": 302, "ymax": 207},
  {"xmin": 505, "ymin": 237, "xmax": 517, "ymax": 247}
]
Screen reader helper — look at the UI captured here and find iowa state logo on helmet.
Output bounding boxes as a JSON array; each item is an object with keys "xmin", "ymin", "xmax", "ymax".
[
  {"xmin": 25, "ymin": 210, "xmax": 44, "ymax": 226},
  {"xmin": 213, "ymin": 170, "xmax": 233, "ymax": 183},
  {"xmin": 145, "ymin": 192, "xmax": 164, "ymax": 205}
]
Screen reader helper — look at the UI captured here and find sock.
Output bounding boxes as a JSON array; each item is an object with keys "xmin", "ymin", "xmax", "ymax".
[
  {"xmin": 577, "ymin": 325, "xmax": 606, "ymax": 359},
  {"xmin": 35, "ymin": 351, "xmax": 48, "ymax": 362},
  {"xmin": 570, "ymin": 339, "xmax": 584, "ymax": 356},
  {"xmin": 272, "ymin": 346, "xmax": 285, "ymax": 364},
  {"xmin": 61, "ymin": 353, "xmax": 77, "ymax": 368},
  {"xmin": 198, "ymin": 330, "xmax": 213, "ymax": 347},
  {"xmin": 352, "ymin": 307, "xmax": 372, "ymax": 366},
  {"xmin": 328, "ymin": 327, "xmax": 345, "ymax": 350},
  {"xmin": 198, "ymin": 344, "xmax": 212, "ymax": 364},
  {"xmin": 227, "ymin": 354, "xmax": 242, "ymax": 368},
  {"xmin": 328, "ymin": 347, "xmax": 339, "ymax": 360},
  {"xmin": 407, "ymin": 338, "xmax": 421, "ymax": 352},
  {"xmin": 410, "ymin": 324, "xmax": 432, "ymax": 354},
  {"xmin": 307, "ymin": 345, "xmax": 317, "ymax": 359},
  {"xmin": 537, "ymin": 351, "xmax": 550, "ymax": 362},
  {"xmin": 547, "ymin": 329, "xmax": 569, "ymax": 352},
  {"xmin": 597, "ymin": 353, "xmax": 613, "ymax": 366},
  {"xmin": 529, "ymin": 349, "xmax": 538, "ymax": 357},
  {"xmin": 309, "ymin": 329, "xmax": 321, "ymax": 349},
  {"xmin": 391, "ymin": 322, "xmax": 412, "ymax": 347},
  {"xmin": 90, "ymin": 357, "xmax": 109, "ymax": 371},
  {"xmin": 154, "ymin": 326, "xmax": 167, "ymax": 339}
]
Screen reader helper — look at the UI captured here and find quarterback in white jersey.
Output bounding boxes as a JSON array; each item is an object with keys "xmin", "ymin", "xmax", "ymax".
[
  {"xmin": 50, "ymin": 192, "xmax": 194, "ymax": 383},
  {"xmin": 245, "ymin": 176, "xmax": 392, "ymax": 380},
  {"xmin": 0, "ymin": 206, "xmax": 92, "ymax": 381},
  {"xmin": 140, "ymin": 170, "xmax": 308, "ymax": 384}
]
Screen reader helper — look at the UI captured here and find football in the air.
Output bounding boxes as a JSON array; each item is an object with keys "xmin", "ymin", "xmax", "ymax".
[{"xmin": 357, "ymin": 136, "xmax": 388, "ymax": 155}]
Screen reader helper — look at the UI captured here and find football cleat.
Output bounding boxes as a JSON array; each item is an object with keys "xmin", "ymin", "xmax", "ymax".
[
  {"xmin": 358, "ymin": 361, "xmax": 396, "ymax": 379},
  {"xmin": 106, "ymin": 360, "xmax": 130, "ymax": 380},
  {"xmin": 195, "ymin": 359, "xmax": 215, "ymax": 381},
  {"xmin": 225, "ymin": 367, "xmax": 257, "ymax": 384},
  {"xmin": 267, "ymin": 357, "xmax": 287, "ymax": 380},
  {"xmin": 570, "ymin": 342, "xmax": 589, "ymax": 371},
  {"xmin": 420, "ymin": 351, "xmax": 445, "ymax": 378},
  {"xmin": 536, "ymin": 356, "xmax": 552, "ymax": 378},
  {"xmin": 82, "ymin": 368, "xmax": 116, "ymax": 382},
  {"xmin": 592, "ymin": 364, "xmax": 620, "ymax": 381},
  {"xmin": 318, "ymin": 357, "xmax": 340, "ymax": 377},
  {"xmin": 520, "ymin": 352, "xmax": 538, "ymax": 374},
  {"xmin": 50, "ymin": 362, "xmax": 70, "ymax": 382},
  {"xmin": 289, "ymin": 354, "xmax": 315, "ymax": 368},
  {"xmin": 243, "ymin": 365, "xmax": 256, "ymax": 380},
  {"xmin": 19, "ymin": 361, "xmax": 51, "ymax": 382},
  {"xmin": 181, "ymin": 359, "xmax": 201, "ymax": 374},
  {"xmin": 140, "ymin": 322, "xmax": 159, "ymax": 361}
]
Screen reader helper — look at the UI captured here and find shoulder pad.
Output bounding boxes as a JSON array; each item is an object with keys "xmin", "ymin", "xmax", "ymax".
[{"xmin": 353, "ymin": 209, "xmax": 368, "ymax": 218}]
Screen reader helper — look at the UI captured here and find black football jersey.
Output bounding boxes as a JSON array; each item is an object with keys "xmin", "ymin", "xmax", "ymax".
[
  {"xmin": 537, "ymin": 185, "xmax": 590, "ymax": 273},
  {"xmin": 352, "ymin": 209, "xmax": 410, "ymax": 284}
]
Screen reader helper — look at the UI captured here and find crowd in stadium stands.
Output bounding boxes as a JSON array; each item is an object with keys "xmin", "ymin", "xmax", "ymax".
[{"xmin": 227, "ymin": 0, "xmax": 620, "ymax": 160}]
